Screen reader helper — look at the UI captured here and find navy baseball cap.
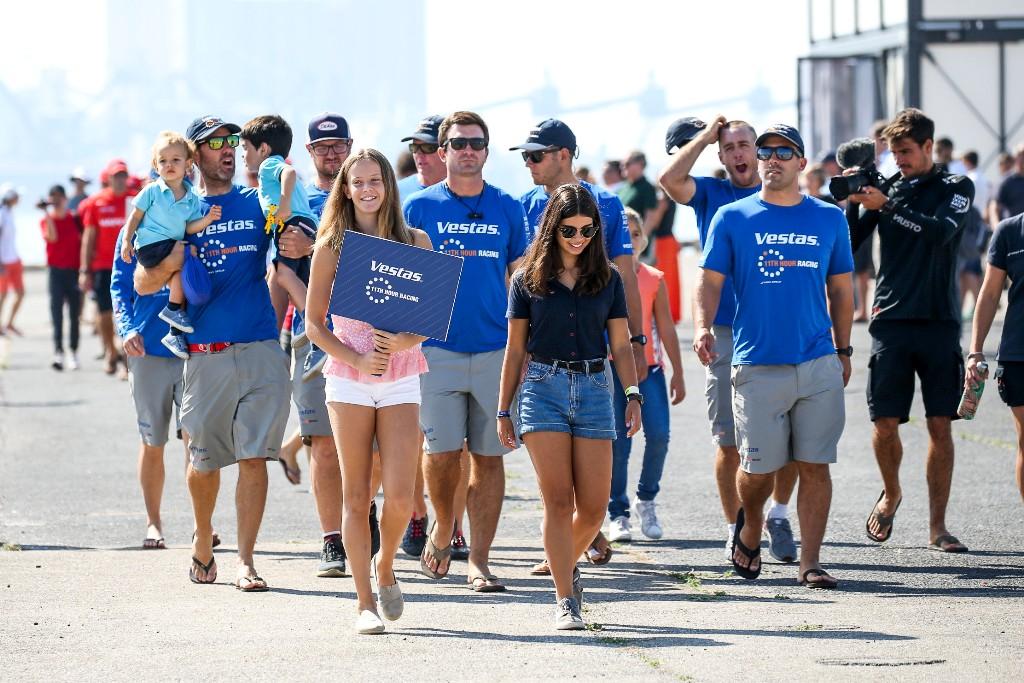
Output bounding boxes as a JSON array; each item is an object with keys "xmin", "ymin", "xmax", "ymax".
[
  {"xmin": 755, "ymin": 124, "xmax": 805, "ymax": 157},
  {"xmin": 665, "ymin": 117, "xmax": 707, "ymax": 154},
  {"xmin": 308, "ymin": 113, "xmax": 351, "ymax": 143},
  {"xmin": 509, "ymin": 119, "xmax": 577, "ymax": 153},
  {"xmin": 401, "ymin": 115, "xmax": 444, "ymax": 144},
  {"xmin": 186, "ymin": 115, "xmax": 241, "ymax": 143}
]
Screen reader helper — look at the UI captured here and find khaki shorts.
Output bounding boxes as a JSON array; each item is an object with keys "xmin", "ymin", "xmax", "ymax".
[
  {"xmin": 419, "ymin": 347, "xmax": 508, "ymax": 456},
  {"xmin": 705, "ymin": 325, "xmax": 736, "ymax": 447},
  {"xmin": 732, "ymin": 354, "xmax": 846, "ymax": 475},
  {"xmin": 291, "ymin": 341, "xmax": 332, "ymax": 438},
  {"xmin": 181, "ymin": 340, "xmax": 291, "ymax": 472},
  {"xmin": 127, "ymin": 354, "xmax": 184, "ymax": 446}
]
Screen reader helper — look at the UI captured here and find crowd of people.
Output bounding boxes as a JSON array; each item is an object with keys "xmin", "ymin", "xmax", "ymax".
[{"xmin": 2, "ymin": 104, "xmax": 1022, "ymax": 633}]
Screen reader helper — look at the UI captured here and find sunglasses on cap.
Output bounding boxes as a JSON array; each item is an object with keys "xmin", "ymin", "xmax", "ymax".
[
  {"xmin": 311, "ymin": 140, "xmax": 352, "ymax": 156},
  {"xmin": 445, "ymin": 137, "xmax": 488, "ymax": 151},
  {"xmin": 558, "ymin": 224, "xmax": 599, "ymax": 239},
  {"xmin": 409, "ymin": 142, "xmax": 439, "ymax": 155},
  {"xmin": 522, "ymin": 148, "xmax": 558, "ymax": 164},
  {"xmin": 203, "ymin": 134, "xmax": 240, "ymax": 150},
  {"xmin": 756, "ymin": 145, "xmax": 799, "ymax": 161}
]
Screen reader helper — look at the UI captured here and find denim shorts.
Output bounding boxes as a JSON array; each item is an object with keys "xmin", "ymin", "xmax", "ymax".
[{"xmin": 517, "ymin": 360, "xmax": 616, "ymax": 440}]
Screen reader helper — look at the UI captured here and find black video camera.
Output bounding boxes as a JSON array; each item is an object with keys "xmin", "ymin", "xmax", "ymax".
[{"xmin": 828, "ymin": 137, "xmax": 887, "ymax": 201}]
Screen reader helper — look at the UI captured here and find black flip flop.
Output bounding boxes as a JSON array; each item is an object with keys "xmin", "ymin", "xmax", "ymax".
[
  {"xmin": 865, "ymin": 490, "xmax": 902, "ymax": 543},
  {"xmin": 930, "ymin": 534, "xmax": 969, "ymax": 553},
  {"xmin": 731, "ymin": 508, "xmax": 762, "ymax": 580},
  {"xmin": 799, "ymin": 568, "xmax": 838, "ymax": 589}
]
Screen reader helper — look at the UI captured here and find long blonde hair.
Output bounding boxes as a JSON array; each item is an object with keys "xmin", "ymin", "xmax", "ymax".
[{"xmin": 316, "ymin": 148, "xmax": 412, "ymax": 251}]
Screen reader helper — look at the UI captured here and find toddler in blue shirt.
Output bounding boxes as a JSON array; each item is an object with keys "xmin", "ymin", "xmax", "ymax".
[{"xmin": 121, "ymin": 130, "xmax": 221, "ymax": 359}]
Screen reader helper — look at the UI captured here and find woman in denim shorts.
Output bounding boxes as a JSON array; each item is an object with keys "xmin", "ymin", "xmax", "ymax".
[{"xmin": 496, "ymin": 184, "xmax": 642, "ymax": 630}]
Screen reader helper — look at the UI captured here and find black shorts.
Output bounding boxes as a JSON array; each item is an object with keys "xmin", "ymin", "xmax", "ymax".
[
  {"xmin": 867, "ymin": 319, "xmax": 964, "ymax": 423},
  {"xmin": 92, "ymin": 269, "xmax": 113, "ymax": 312},
  {"xmin": 273, "ymin": 216, "xmax": 315, "ymax": 284},
  {"xmin": 136, "ymin": 238, "xmax": 177, "ymax": 269},
  {"xmin": 996, "ymin": 362, "xmax": 1024, "ymax": 408}
]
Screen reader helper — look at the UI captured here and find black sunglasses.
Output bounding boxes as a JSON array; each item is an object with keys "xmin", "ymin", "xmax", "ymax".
[
  {"xmin": 445, "ymin": 137, "xmax": 488, "ymax": 151},
  {"xmin": 409, "ymin": 142, "xmax": 439, "ymax": 155},
  {"xmin": 558, "ymin": 224, "xmax": 599, "ymax": 239},
  {"xmin": 756, "ymin": 145, "xmax": 799, "ymax": 161},
  {"xmin": 522, "ymin": 148, "xmax": 558, "ymax": 164},
  {"xmin": 204, "ymin": 134, "xmax": 240, "ymax": 150}
]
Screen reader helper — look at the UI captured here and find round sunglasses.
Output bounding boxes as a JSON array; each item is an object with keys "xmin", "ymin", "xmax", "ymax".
[{"xmin": 558, "ymin": 224, "xmax": 599, "ymax": 239}]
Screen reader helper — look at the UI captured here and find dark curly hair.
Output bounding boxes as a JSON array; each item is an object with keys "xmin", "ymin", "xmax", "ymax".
[{"xmin": 519, "ymin": 184, "xmax": 611, "ymax": 296}]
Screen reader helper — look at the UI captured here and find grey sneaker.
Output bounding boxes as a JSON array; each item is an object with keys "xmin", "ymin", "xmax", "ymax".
[
  {"xmin": 554, "ymin": 597, "xmax": 585, "ymax": 630},
  {"xmin": 317, "ymin": 536, "xmax": 347, "ymax": 577},
  {"xmin": 160, "ymin": 331, "xmax": 189, "ymax": 360},
  {"xmin": 158, "ymin": 305, "xmax": 194, "ymax": 334},
  {"xmin": 572, "ymin": 566, "xmax": 583, "ymax": 607},
  {"xmin": 302, "ymin": 344, "xmax": 327, "ymax": 381},
  {"xmin": 374, "ymin": 557, "xmax": 404, "ymax": 621},
  {"xmin": 765, "ymin": 517, "xmax": 798, "ymax": 563},
  {"xmin": 633, "ymin": 499, "xmax": 663, "ymax": 540}
]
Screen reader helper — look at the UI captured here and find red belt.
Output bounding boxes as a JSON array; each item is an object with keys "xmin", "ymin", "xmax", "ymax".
[{"xmin": 188, "ymin": 342, "xmax": 233, "ymax": 354}]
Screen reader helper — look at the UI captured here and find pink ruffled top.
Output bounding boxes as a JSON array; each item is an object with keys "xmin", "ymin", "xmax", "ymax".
[{"xmin": 323, "ymin": 314, "xmax": 428, "ymax": 383}]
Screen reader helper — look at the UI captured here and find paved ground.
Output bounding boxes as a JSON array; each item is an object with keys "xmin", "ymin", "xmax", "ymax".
[{"xmin": 2, "ymin": 266, "xmax": 1023, "ymax": 682}]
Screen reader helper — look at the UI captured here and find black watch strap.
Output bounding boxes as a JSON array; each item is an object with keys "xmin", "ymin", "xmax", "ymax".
[{"xmin": 836, "ymin": 346, "xmax": 853, "ymax": 357}]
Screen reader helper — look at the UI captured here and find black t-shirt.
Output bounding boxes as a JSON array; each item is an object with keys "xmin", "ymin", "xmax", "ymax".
[
  {"xmin": 507, "ymin": 268, "xmax": 628, "ymax": 361},
  {"xmin": 997, "ymin": 173, "xmax": 1024, "ymax": 219},
  {"xmin": 848, "ymin": 168, "xmax": 975, "ymax": 321},
  {"xmin": 988, "ymin": 214, "xmax": 1024, "ymax": 361},
  {"xmin": 653, "ymin": 199, "xmax": 676, "ymax": 238}
]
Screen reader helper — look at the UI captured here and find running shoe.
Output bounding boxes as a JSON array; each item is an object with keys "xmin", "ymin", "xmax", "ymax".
[
  {"xmin": 401, "ymin": 513, "xmax": 428, "ymax": 558},
  {"xmin": 317, "ymin": 535, "xmax": 347, "ymax": 578},
  {"xmin": 451, "ymin": 528, "xmax": 470, "ymax": 562},
  {"xmin": 765, "ymin": 517, "xmax": 798, "ymax": 563},
  {"xmin": 554, "ymin": 597, "xmax": 584, "ymax": 630},
  {"xmin": 608, "ymin": 515, "xmax": 632, "ymax": 543},
  {"xmin": 66, "ymin": 351, "xmax": 80, "ymax": 371},
  {"xmin": 158, "ymin": 306, "xmax": 194, "ymax": 334},
  {"xmin": 302, "ymin": 344, "xmax": 327, "ymax": 381},
  {"xmin": 51, "ymin": 352, "xmax": 64, "ymax": 371},
  {"xmin": 291, "ymin": 310, "xmax": 309, "ymax": 347},
  {"xmin": 633, "ymin": 499, "xmax": 663, "ymax": 540},
  {"xmin": 370, "ymin": 501, "xmax": 381, "ymax": 557},
  {"xmin": 161, "ymin": 332, "xmax": 189, "ymax": 360}
]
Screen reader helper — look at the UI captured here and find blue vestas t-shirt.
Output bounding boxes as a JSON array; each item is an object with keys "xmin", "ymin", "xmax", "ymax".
[
  {"xmin": 257, "ymin": 155, "xmax": 317, "ymax": 224},
  {"xmin": 520, "ymin": 180, "xmax": 633, "ymax": 260},
  {"xmin": 403, "ymin": 182, "xmax": 529, "ymax": 353},
  {"xmin": 305, "ymin": 182, "xmax": 329, "ymax": 219},
  {"xmin": 689, "ymin": 176, "xmax": 761, "ymax": 327},
  {"xmin": 701, "ymin": 194, "xmax": 854, "ymax": 366},
  {"xmin": 185, "ymin": 186, "xmax": 278, "ymax": 344},
  {"xmin": 397, "ymin": 174, "xmax": 429, "ymax": 203},
  {"xmin": 110, "ymin": 227, "xmax": 174, "ymax": 357}
]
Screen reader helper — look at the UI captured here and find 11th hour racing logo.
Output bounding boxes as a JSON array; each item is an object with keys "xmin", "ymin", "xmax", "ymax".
[
  {"xmin": 754, "ymin": 233, "xmax": 819, "ymax": 282},
  {"xmin": 436, "ymin": 222, "xmax": 501, "ymax": 258},
  {"xmin": 365, "ymin": 261, "xmax": 422, "ymax": 305},
  {"xmin": 197, "ymin": 219, "xmax": 259, "ymax": 269}
]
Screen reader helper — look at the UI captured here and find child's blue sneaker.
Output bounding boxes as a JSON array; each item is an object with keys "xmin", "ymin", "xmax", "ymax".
[
  {"xmin": 161, "ymin": 331, "xmax": 190, "ymax": 360},
  {"xmin": 303, "ymin": 344, "xmax": 327, "ymax": 381},
  {"xmin": 292, "ymin": 310, "xmax": 309, "ymax": 348},
  {"xmin": 158, "ymin": 306, "xmax": 194, "ymax": 334}
]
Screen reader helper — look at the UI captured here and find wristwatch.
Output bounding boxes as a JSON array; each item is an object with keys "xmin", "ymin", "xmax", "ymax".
[
  {"xmin": 630, "ymin": 335, "xmax": 648, "ymax": 346},
  {"xmin": 624, "ymin": 385, "xmax": 645, "ymax": 406},
  {"xmin": 835, "ymin": 346, "xmax": 853, "ymax": 357}
]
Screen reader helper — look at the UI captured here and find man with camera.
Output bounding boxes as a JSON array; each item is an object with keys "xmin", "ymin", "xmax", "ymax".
[{"xmin": 844, "ymin": 108, "xmax": 976, "ymax": 553}]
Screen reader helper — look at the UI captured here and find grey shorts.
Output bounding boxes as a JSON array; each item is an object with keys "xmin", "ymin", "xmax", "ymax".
[
  {"xmin": 705, "ymin": 325, "xmax": 736, "ymax": 447},
  {"xmin": 127, "ymin": 354, "xmax": 184, "ymax": 446},
  {"xmin": 732, "ymin": 354, "xmax": 846, "ymax": 475},
  {"xmin": 420, "ymin": 346, "xmax": 508, "ymax": 456},
  {"xmin": 291, "ymin": 341, "xmax": 332, "ymax": 438},
  {"xmin": 181, "ymin": 340, "xmax": 291, "ymax": 472}
]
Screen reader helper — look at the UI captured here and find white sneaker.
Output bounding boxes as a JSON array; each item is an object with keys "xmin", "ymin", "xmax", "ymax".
[
  {"xmin": 724, "ymin": 525, "xmax": 735, "ymax": 562},
  {"xmin": 66, "ymin": 351, "xmax": 80, "ymax": 371},
  {"xmin": 608, "ymin": 516, "xmax": 632, "ymax": 543},
  {"xmin": 355, "ymin": 609, "xmax": 385, "ymax": 635},
  {"xmin": 51, "ymin": 352, "xmax": 64, "ymax": 371},
  {"xmin": 633, "ymin": 500, "xmax": 663, "ymax": 540}
]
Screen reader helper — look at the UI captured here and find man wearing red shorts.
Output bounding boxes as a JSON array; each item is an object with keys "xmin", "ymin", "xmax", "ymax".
[{"xmin": 0, "ymin": 185, "xmax": 25, "ymax": 335}]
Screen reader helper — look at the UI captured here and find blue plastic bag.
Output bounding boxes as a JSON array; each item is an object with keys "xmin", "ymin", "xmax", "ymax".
[{"xmin": 182, "ymin": 248, "xmax": 212, "ymax": 306}]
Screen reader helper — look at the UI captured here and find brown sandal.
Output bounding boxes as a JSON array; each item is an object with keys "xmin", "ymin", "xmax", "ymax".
[
  {"xmin": 586, "ymin": 531, "xmax": 613, "ymax": 565},
  {"xmin": 419, "ymin": 521, "xmax": 452, "ymax": 579}
]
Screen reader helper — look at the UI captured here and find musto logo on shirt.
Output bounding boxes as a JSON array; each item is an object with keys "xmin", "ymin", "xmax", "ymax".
[{"xmin": 365, "ymin": 261, "xmax": 422, "ymax": 305}]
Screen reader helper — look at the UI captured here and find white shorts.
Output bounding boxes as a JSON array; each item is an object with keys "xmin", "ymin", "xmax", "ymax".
[{"xmin": 325, "ymin": 374, "xmax": 421, "ymax": 408}]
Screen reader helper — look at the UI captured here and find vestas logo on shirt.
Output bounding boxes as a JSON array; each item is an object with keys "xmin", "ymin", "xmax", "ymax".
[
  {"xmin": 197, "ymin": 219, "xmax": 257, "ymax": 238},
  {"xmin": 371, "ymin": 260, "xmax": 423, "ymax": 282},
  {"xmin": 755, "ymin": 232, "xmax": 819, "ymax": 246},
  {"xmin": 438, "ymin": 221, "xmax": 499, "ymax": 235}
]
